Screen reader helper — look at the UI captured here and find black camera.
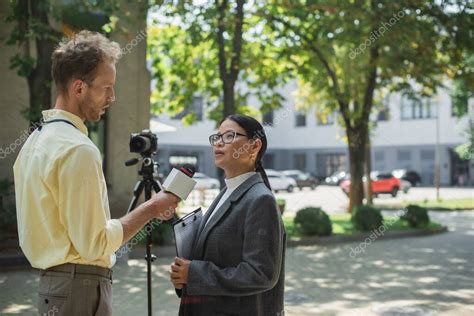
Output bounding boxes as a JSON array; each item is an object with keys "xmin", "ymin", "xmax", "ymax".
[{"xmin": 129, "ymin": 130, "xmax": 158, "ymax": 156}]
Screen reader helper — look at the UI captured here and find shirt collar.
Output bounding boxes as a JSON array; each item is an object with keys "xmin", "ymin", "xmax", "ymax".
[
  {"xmin": 224, "ymin": 171, "xmax": 257, "ymax": 191},
  {"xmin": 42, "ymin": 109, "xmax": 88, "ymax": 136}
]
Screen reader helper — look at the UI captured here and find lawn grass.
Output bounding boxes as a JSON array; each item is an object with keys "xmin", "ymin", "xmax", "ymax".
[
  {"xmin": 283, "ymin": 213, "xmax": 443, "ymax": 239},
  {"xmin": 375, "ymin": 198, "xmax": 474, "ymax": 210}
]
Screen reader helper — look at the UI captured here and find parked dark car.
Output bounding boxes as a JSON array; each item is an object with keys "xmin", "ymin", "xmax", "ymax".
[
  {"xmin": 283, "ymin": 170, "xmax": 319, "ymax": 190},
  {"xmin": 392, "ymin": 169, "xmax": 422, "ymax": 186}
]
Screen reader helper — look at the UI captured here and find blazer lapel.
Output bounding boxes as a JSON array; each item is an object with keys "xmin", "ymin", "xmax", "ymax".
[
  {"xmin": 197, "ymin": 188, "xmax": 227, "ymax": 237},
  {"xmin": 190, "ymin": 188, "xmax": 227, "ymax": 257},
  {"xmin": 192, "ymin": 173, "xmax": 264, "ymax": 259}
]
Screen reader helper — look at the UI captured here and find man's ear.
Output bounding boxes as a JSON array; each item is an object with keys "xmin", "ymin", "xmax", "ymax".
[{"xmin": 71, "ymin": 79, "xmax": 84, "ymax": 98}]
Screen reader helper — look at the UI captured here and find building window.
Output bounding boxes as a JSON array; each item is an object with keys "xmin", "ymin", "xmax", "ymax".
[
  {"xmin": 374, "ymin": 151, "xmax": 385, "ymax": 162},
  {"xmin": 401, "ymin": 95, "xmax": 438, "ymax": 120},
  {"xmin": 316, "ymin": 110, "xmax": 336, "ymax": 125},
  {"xmin": 295, "ymin": 111, "xmax": 306, "ymax": 127},
  {"xmin": 420, "ymin": 149, "xmax": 435, "ymax": 161},
  {"xmin": 397, "ymin": 150, "xmax": 411, "ymax": 161},
  {"xmin": 293, "ymin": 153, "xmax": 306, "ymax": 171},
  {"xmin": 372, "ymin": 95, "xmax": 390, "ymax": 121},
  {"xmin": 169, "ymin": 155, "xmax": 198, "ymax": 172},
  {"xmin": 173, "ymin": 96, "xmax": 203, "ymax": 121},
  {"xmin": 377, "ymin": 100, "xmax": 390, "ymax": 121},
  {"xmin": 316, "ymin": 153, "xmax": 347, "ymax": 177},
  {"xmin": 263, "ymin": 153, "xmax": 275, "ymax": 169},
  {"xmin": 374, "ymin": 148, "xmax": 386, "ymax": 172},
  {"xmin": 262, "ymin": 110, "xmax": 274, "ymax": 126},
  {"xmin": 377, "ymin": 108, "xmax": 390, "ymax": 121}
]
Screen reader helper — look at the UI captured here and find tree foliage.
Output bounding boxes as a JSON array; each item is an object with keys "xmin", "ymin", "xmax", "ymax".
[
  {"xmin": 451, "ymin": 53, "xmax": 474, "ymax": 117},
  {"xmin": 148, "ymin": 0, "xmax": 291, "ymax": 125},
  {"xmin": 5, "ymin": 0, "xmax": 120, "ymax": 124},
  {"xmin": 259, "ymin": 0, "xmax": 473, "ymax": 210}
]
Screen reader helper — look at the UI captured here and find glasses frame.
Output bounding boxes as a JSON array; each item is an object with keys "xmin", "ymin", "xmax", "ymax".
[{"xmin": 209, "ymin": 130, "xmax": 248, "ymax": 146}]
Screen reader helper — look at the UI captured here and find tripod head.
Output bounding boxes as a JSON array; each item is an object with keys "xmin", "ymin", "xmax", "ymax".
[{"xmin": 125, "ymin": 156, "xmax": 158, "ymax": 181}]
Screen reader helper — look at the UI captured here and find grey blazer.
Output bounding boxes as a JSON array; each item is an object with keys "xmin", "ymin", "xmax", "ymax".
[{"xmin": 177, "ymin": 173, "xmax": 286, "ymax": 316}]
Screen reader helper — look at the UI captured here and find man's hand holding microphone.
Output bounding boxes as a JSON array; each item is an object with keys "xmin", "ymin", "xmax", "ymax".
[
  {"xmin": 119, "ymin": 191, "xmax": 178, "ymax": 244},
  {"xmin": 146, "ymin": 191, "xmax": 180, "ymax": 220},
  {"xmin": 120, "ymin": 166, "xmax": 196, "ymax": 244}
]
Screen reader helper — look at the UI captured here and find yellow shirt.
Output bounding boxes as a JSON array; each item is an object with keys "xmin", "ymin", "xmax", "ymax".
[{"xmin": 13, "ymin": 109, "xmax": 123, "ymax": 269}]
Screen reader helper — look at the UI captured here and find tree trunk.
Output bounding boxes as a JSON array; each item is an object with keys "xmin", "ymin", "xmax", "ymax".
[
  {"xmin": 365, "ymin": 133, "xmax": 373, "ymax": 204},
  {"xmin": 215, "ymin": 0, "xmax": 244, "ymax": 186},
  {"xmin": 216, "ymin": 0, "xmax": 244, "ymax": 120},
  {"xmin": 28, "ymin": 39, "xmax": 55, "ymax": 126},
  {"xmin": 347, "ymin": 126, "xmax": 368, "ymax": 213},
  {"xmin": 15, "ymin": 0, "xmax": 57, "ymax": 126},
  {"xmin": 222, "ymin": 81, "xmax": 236, "ymax": 118}
]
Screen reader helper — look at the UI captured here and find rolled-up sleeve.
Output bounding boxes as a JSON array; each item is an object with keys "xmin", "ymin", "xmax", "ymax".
[
  {"xmin": 104, "ymin": 219, "xmax": 124, "ymax": 257},
  {"xmin": 58, "ymin": 144, "xmax": 123, "ymax": 262}
]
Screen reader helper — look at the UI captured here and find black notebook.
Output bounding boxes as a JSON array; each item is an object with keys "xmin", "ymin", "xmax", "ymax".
[{"xmin": 171, "ymin": 208, "xmax": 202, "ymax": 259}]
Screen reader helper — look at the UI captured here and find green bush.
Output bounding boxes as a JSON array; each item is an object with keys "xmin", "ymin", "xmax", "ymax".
[
  {"xmin": 276, "ymin": 198, "xmax": 286, "ymax": 214},
  {"xmin": 351, "ymin": 204, "xmax": 383, "ymax": 232},
  {"xmin": 294, "ymin": 207, "xmax": 332, "ymax": 236},
  {"xmin": 151, "ymin": 220, "xmax": 175, "ymax": 246},
  {"xmin": 136, "ymin": 217, "xmax": 177, "ymax": 246},
  {"xmin": 401, "ymin": 204, "xmax": 430, "ymax": 227},
  {"xmin": 0, "ymin": 178, "xmax": 17, "ymax": 234}
]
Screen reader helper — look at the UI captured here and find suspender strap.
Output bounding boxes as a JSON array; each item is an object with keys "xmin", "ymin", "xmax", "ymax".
[{"xmin": 38, "ymin": 119, "xmax": 77, "ymax": 131}]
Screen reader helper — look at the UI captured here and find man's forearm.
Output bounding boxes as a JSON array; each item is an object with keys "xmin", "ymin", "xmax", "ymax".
[
  {"xmin": 118, "ymin": 191, "xmax": 178, "ymax": 245},
  {"xmin": 119, "ymin": 200, "xmax": 156, "ymax": 244}
]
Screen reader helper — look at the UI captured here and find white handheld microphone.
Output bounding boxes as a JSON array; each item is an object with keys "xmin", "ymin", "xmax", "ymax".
[{"xmin": 162, "ymin": 166, "xmax": 197, "ymax": 200}]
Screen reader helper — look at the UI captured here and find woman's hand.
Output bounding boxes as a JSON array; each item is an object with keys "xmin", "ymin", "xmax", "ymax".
[
  {"xmin": 170, "ymin": 275, "xmax": 183, "ymax": 290},
  {"xmin": 170, "ymin": 257, "xmax": 191, "ymax": 289}
]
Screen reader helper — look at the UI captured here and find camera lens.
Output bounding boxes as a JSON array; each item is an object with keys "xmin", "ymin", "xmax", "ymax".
[
  {"xmin": 130, "ymin": 135, "xmax": 150, "ymax": 153},
  {"xmin": 129, "ymin": 130, "xmax": 158, "ymax": 155}
]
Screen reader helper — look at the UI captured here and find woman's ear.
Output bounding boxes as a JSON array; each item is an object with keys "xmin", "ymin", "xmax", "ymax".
[{"xmin": 252, "ymin": 138, "xmax": 263, "ymax": 155}]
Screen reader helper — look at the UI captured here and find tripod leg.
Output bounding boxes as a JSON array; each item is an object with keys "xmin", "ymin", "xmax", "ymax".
[
  {"xmin": 144, "ymin": 181, "xmax": 154, "ymax": 316},
  {"xmin": 126, "ymin": 181, "xmax": 145, "ymax": 214},
  {"xmin": 151, "ymin": 180, "xmax": 161, "ymax": 194},
  {"xmin": 126, "ymin": 180, "xmax": 154, "ymax": 315}
]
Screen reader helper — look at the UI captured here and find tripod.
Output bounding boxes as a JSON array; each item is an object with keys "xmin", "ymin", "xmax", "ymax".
[{"xmin": 125, "ymin": 155, "xmax": 161, "ymax": 316}]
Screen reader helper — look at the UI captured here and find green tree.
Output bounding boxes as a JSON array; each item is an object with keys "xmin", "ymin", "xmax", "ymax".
[
  {"xmin": 455, "ymin": 120, "xmax": 474, "ymax": 161},
  {"xmin": 147, "ymin": 0, "xmax": 290, "ymax": 125},
  {"xmin": 261, "ymin": 0, "xmax": 473, "ymax": 211},
  {"xmin": 5, "ymin": 0, "xmax": 120, "ymax": 125},
  {"xmin": 451, "ymin": 53, "xmax": 473, "ymax": 117},
  {"xmin": 6, "ymin": 0, "xmax": 62, "ymax": 125},
  {"xmin": 451, "ymin": 52, "xmax": 473, "ymax": 162}
]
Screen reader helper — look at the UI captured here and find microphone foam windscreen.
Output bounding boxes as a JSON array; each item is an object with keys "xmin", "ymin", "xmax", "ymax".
[{"xmin": 162, "ymin": 168, "xmax": 197, "ymax": 200}]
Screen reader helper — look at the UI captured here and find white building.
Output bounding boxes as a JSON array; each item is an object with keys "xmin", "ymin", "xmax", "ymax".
[{"xmin": 152, "ymin": 82, "xmax": 472, "ymax": 186}]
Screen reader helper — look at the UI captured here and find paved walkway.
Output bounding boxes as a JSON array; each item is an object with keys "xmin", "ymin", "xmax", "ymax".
[{"xmin": 1, "ymin": 211, "xmax": 473, "ymax": 315}]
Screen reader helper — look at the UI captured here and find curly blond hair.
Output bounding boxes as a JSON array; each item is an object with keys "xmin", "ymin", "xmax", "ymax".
[{"xmin": 52, "ymin": 30, "xmax": 121, "ymax": 94}]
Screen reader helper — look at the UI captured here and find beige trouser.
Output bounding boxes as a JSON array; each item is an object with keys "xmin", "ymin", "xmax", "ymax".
[{"xmin": 38, "ymin": 263, "xmax": 113, "ymax": 316}]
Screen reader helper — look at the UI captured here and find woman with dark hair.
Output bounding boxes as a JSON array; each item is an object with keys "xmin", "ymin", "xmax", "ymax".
[{"xmin": 169, "ymin": 114, "xmax": 286, "ymax": 316}]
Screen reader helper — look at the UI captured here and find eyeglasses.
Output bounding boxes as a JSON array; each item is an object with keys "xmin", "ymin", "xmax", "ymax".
[{"xmin": 209, "ymin": 130, "xmax": 248, "ymax": 146}]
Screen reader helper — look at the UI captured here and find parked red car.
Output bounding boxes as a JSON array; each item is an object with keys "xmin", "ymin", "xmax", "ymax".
[{"xmin": 340, "ymin": 172, "xmax": 401, "ymax": 197}]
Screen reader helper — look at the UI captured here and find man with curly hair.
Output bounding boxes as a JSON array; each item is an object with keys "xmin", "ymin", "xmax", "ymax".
[{"xmin": 13, "ymin": 30, "xmax": 178, "ymax": 315}]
